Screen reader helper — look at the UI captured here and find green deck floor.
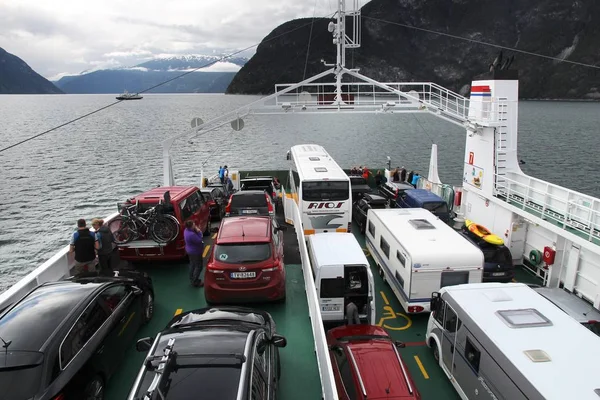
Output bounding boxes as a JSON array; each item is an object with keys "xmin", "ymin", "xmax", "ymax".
[{"xmin": 105, "ymin": 238, "xmax": 321, "ymax": 399}]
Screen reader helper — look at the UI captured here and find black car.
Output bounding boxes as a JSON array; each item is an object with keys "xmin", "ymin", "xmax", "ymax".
[
  {"xmin": 348, "ymin": 175, "xmax": 372, "ymax": 201},
  {"xmin": 225, "ymin": 190, "xmax": 274, "ymax": 217},
  {"xmin": 0, "ymin": 270, "xmax": 154, "ymax": 400},
  {"xmin": 128, "ymin": 307, "xmax": 287, "ymax": 400},
  {"xmin": 240, "ymin": 176, "xmax": 281, "ymax": 206},
  {"xmin": 459, "ymin": 231, "xmax": 515, "ymax": 282},
  {"xmin": 377, "ymin": 181, "xmax": 414, "ymax": 207},
  {"xmin": 201, "ymin": 187, "xmax": 228, "ymax": 220},
  {"xmin": 353, "ymin": 193, "xmax": 388, "ymax": 233}
]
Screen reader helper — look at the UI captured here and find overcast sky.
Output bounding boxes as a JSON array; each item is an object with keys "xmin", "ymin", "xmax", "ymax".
[{"xmin": 0, "ymin": 0, "xmax": 366, "ymax": 80}]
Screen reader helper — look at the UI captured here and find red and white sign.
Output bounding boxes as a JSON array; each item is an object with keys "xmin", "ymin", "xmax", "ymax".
[{"xmin": 468, "ymin": 152, "xmax": 474, "ymax": 165}]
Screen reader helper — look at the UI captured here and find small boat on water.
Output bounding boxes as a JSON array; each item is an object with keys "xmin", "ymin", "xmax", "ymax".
[
  {"xmin": 465, "ymin": 219, "xmax": 505, "ymax": 245},
  {"xmin": 116, "ymin": 90, "xmax": 143, "ymax": 100}
]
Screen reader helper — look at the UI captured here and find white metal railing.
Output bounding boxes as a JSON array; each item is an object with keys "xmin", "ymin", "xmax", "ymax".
[
  {"xmin": 416, "ymin": 177, "xmax": 456, "ymax": 212},
  {"xmin": 285, "ymin": 195, "xmax": 338, "ymax": 400},
  {"xmin": 0, "ymin": 212, "xmax": 121, "ymax": 312},
  {"xmin": 494, "ymin": 172, "xmax": 600, "ymax": 243}
]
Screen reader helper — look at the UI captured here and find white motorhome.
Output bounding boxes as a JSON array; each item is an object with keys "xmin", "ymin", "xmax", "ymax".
[
  {"xmin": 366, "ymin": 208, "xmax": 484, "ymax": 313},
  {"xmin": 427, "ymin": 282, "xmax": 600, "ymax": 400},
  {"xmin": 306, "ymin": 232, "xmax": 376, "ymax": 324}
]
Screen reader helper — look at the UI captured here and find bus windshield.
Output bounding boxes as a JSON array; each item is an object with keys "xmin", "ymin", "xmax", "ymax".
[{"xmin": 302, "ymin": 181, "xmax": 349, "ymax": 201}]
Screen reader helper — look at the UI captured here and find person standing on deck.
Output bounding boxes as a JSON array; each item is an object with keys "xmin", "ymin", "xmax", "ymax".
[
  {"xmin": 375, "ymin": 170, "xmax": 383, "ymax": 186},
  {"xmin": 411, "ymin": 172, "xmax": 421, "ymax": 187},
  {"xmin": 345, "ymin": 296, "xmax": 360, "ymax": 325},
  {"xmin": 184, "ymin": 220, "xmax": 204, "ymax": 287},
  {"xmin": 92, "ymin": 218, "xmax": 115, "ymax": 275},
  {"xmin": 69, "ymin": 218, "xmax": 97, "ymax": 276},
  {"xmin": 226, "ymin": 175, "xmax": 234, "ymax": 193},
  {"xmin": 362, "ymin": 166, "xmax": 370, "ymax": 181},
  {"xmin": 219, "ymin": 166, "xmax": 225, "ymax": 184},
  {"xmin": 407, "ymin": 171, "xmax": 414, "ymax": 186},
  {"xmin": 400, "ymin": 167, "xmax": 407, "ymax": 182}
]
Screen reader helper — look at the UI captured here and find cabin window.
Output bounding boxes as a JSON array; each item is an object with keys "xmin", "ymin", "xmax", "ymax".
[
  {"xmin": 434, "ymin": 301, "xmax": 445, "ymax": 326},
  {"xmin": 443, "ymin": 306, "xmax": 461, "ymax": 333},
  {"xmin": 380, "ymin": 237, "xmax": 390, "ymax": 258},
  {"xmin": 395, "ymin": 271, "xmax": 404, "ymax": 289},
  {"xmin": 367, "ymin": 221, "xmax": 375, "ymax": 237},
  {"xmin": 396, "ymin": 251, "xmax": 406, "ymax": 268},
  {"xmin": 465, "ymin": 338, "xmax": 481, "ymax": 372}
]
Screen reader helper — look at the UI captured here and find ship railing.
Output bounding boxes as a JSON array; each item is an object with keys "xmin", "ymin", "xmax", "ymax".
[
  {"xmin": 0, "ymin": 212, "xmax": 121, "ymax": 312},
  {"xmin": 271, "ymin": 81, "xmax": 506, "ymax": 126},
  {"xmin": 286, "ymin": 194, "xmax": 338, "ymax": 400},
  {"xmin": 494, "ymin": 171, "xmax": 600, "ymax": 244}
]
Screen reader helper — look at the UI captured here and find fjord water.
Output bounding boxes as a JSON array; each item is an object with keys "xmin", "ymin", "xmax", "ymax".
[{"xmin": 0, "ymin": 94, "xmax": 598, "ymax": 291}]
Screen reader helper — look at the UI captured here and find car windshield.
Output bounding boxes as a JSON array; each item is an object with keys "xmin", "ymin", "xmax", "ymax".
[
  {"xmin": 302, "ymin": 181, "xmax": 349, "ymax": 201},
  {"xmin": 350, "ymin": 177, "xmax": 367, "ymax": 185},
  {"xmin": 370, "ymin": 202, "xmax": 387, "ymax": 209},
  {"xmin": 230, "ymin": 193, "xmax": 267, "ymax": 208},
  {"xmin": 482, "ymin": 246, "xmax": 512, "ymax": 265},
  {"xmin": 214, "ymin": 243, "xmax": 271, "ymax": 264},
  {"xmin": 241, "ymin": 180, "xmax": 272, "ymax": 190}
]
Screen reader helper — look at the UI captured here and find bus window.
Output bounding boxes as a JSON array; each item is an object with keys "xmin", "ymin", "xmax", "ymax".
[{"xmin": 302, "ymin": 181, "xmax": 349, "ymax": 201}]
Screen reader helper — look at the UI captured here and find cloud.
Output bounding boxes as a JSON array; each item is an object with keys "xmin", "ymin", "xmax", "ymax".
[{"xmin": 0, "ymin": 0, "xmax": 361, "ymax": 79}]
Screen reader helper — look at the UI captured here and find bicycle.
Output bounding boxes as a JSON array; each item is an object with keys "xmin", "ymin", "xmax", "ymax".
[{"xmin": 109, "ymin": 201, "xmax": 180, "ymax": 245}]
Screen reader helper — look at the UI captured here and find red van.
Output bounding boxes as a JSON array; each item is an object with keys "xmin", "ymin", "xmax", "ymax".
[
  {"xmin": 204, "ymin": 216, "xmax": 286, "ymax": 304},
  {"xmin": 117, "ymin": 186, "xmax": 211, "ymax": 261},
  {"xmin": 327, "ymin": 324, "xmax": 422, "ymax": 400}
]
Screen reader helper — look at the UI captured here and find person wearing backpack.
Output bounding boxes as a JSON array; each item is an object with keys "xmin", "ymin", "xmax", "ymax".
[
  {"xmin": 92, "ymin": 218, "xmax": 115, "ymax": 275},
  {"xmin": 69, "ymin": 218, "xmax": 97, "ymax": 276}
]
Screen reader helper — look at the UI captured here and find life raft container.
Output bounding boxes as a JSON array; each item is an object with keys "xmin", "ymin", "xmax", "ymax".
[{"xmin": 464, "ymin": 219, "xmax": 504, "ymax": 246}]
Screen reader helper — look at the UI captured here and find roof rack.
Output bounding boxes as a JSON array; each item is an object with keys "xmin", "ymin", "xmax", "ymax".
[{"xmin": 141, "ymin": 337, "xmax": 247, "ymax": 400}]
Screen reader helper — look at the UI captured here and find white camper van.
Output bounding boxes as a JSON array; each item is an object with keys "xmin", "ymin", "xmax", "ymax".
[
  {"xmin": 306, "ymin": 233, "xmax": 376, "ymax": 324},
  {"xmin": 366, "ymin": 208, "xmax": 484, "ymax": 313},
  {"xmin": 427, "ymin": 283, "xmax": 600, "ymax": 400}
]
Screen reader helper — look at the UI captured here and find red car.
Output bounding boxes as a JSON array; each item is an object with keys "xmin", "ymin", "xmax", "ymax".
[
  {"xmin": 117, "ymin": 186, "xmax": 211, "ymax": 261},
  {"xmin": 204, "ymin": 216, "xmax": 286, "ymax": 303},
  {"xmin": 327, "ymin": 325, "xmax": 421, "ymax": 400}
]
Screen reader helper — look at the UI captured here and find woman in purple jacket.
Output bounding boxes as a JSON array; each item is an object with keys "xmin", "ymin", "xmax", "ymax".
[{"xmin": 184, "ymin": 220, "xmax": 204, "ymax": 287}]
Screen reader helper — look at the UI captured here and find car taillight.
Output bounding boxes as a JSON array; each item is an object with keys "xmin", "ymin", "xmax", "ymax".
[
  {"xmin": 347, "ymin": 222, "xmax": 352, "ymax": 233},
  {"xmin": 263, "ymin": 259, "xmax": 281, "ymax": 272},
  {"xmin": 207, "ymin": 262, "xmax": 223, "ymax": 273},
  {"xmin": 272, "ymin": 191, "xmax": 277, "ymax": 199},
  {"xmin": 53, "ymin": 395, "xmax": 65, "ymax": 400},
  {"xmin": 267, "ymin": 196, "xmax": 274, "ymax": 215},
  {"xmin": 408, "ymin": 305, "xmax": 424, "ymax": 313}
]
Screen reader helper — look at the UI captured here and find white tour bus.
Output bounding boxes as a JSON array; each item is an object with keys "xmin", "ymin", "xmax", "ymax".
[
  {"xmin": 427, "ymin": 282, "xmax": 600, "ymax": 400},
  {"xmin": 306, "ymin": 232, "xmax": 376, "ymax": 325},
  {"xmin": 366, "ymin": 208, "xmax": 484, "ymax": 313},
  {"xmin": 287, "ymin": 144, "xmax": 352, "ymax": 235}
]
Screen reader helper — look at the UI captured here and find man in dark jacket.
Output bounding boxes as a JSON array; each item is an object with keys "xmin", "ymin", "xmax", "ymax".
[
  {"xmin": 92, "ymin": 218, "xmax": 115, "ymax": 274},
  {"xmin": 69, "ymin": 218, "xmax": 97, "ymax": 276}
]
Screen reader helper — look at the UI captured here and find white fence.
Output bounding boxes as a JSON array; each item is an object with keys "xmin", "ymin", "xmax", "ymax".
[
  {"xmin": 0, "ymin": 212, "xmax": 121, "ymax": 312},
  {"xmin": 284, "ymin": 194, "xmax": 338, "ymax": 400}
]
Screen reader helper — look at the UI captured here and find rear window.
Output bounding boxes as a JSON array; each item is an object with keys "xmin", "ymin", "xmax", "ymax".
[
  {"xmin": 214, "ymin": 243, "xmax": 271, "ymax": 264},
  {"xmin": 230, "ymin": 193, "xmax": 267, "ymax": 208},
  {"xmin": 370, "ymin": 202, "xmax": 387, "ymax": 210},
  {"xmin": 423, "ymin": 201, "xmax": 448, "ymax": 214},
  {"xmin": 350, "ymin": 177, "xmax": 367, "ymax": 185},
  {"xmin": 482, "ymin": 247, "xmax": 512, "ymax": 265},
  {"xmin": 320, "ymin": 278, "xmax": 345, "ymax": 298},
  {"xmin": 302, "ymin": 181, "xmax": 349, "ymax": 201},
  {"xmin": 241, "ymin": 180, "xmax": 272, "ymax": 190},
  {"xmin": 0, "ymin": 362, "xmax": 43, "ymax": 398}
]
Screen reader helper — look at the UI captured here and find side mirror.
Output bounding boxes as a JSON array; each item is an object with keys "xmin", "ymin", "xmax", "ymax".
[
  {"xmin": 276, "ymin": 226, "xmax": 287, "ymax": 232},
  {"xmin": 272, "ymin": 334, "xmax": 287, "ymax": 348},
  {"xmin": 395, "ymin": 341, "xmax": 406, "ymax": 348},
  {"xmin": 430, "ymin": 292, "xmax": 440, "ymax": 312},
  {"xmin": 136, "ymin": 337, "xmax": 154, "ymax": 352}
]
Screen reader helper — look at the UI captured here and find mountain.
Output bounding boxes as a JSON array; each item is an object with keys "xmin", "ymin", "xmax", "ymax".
[
  {"xmin": 227, "ymin": 0, "xmax": 600, "ymax": 100},
  {"xmin": 0, "ymin": 47, "xmax": 63, "ymax": 94},
  {"xmin": 54, "ymin": 55, "xmax": 248, "ymax": 94}
]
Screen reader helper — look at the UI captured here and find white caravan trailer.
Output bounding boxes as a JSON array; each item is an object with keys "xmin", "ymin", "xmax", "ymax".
[
  {"xmin": 366, "ymin": 208, "xmax": 483, "ymax": 313},
  {"xmin": 306, "ymin": 232, "xmax": 376, "ymax": 324},
  {"xmin": 427, "ymin": 282, "xmax": 600, "ymax": 400}
]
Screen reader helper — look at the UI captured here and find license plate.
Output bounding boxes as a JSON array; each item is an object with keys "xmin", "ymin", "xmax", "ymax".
[
  {"xmin": 231, "ymin": 272, "xmax": 256, "ymax": 279},
  {"xmin": 492, "ymin": 272, "xmax": 505, "ymax": 276},
  {"xmin": 322, "ymin": 305, "xmax": 340, "ymax": 312},
  {"xmin": 241, "ymin": 209, "xmax": 258, "ymax": 214}
]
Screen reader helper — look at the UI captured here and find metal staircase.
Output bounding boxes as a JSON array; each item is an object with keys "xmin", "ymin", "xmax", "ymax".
[{"xmin": 494, "ymin": 98, "xmax": 509, "ymax": 191}]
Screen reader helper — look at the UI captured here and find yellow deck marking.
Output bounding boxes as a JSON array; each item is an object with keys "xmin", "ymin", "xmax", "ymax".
[
  {"xmin": 414, "ymin": 356, "xmax": 430, "ymax": 379},
  {"xmin": 380, "ymin": 291, "xmax": 390, "ymax": 306},
  {"xmin": 212, "ymin": 233, "xmax": 217, "ymax": 239},
  {"xmin": 118, "ymin": 312, "xmax": 136, "ymax": 337},
  {"xmin": 203, "ymin": 244, "xmax": 211, "ymax": 258},
  {"xmin": 376, "ymin": 304, "xmax": 412, "ymax": 330},
  {"xmin": 174, "ymin": 308, "xmax": 183, "ymax": 316}
]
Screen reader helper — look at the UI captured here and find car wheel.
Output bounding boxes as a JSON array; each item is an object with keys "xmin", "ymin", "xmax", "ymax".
[
  {"xmin": 83, "ymin": 374, "xmax": 104, "ymax": 400},
  {"xmin": 432, "ymin": 341, "xmax": 440, "ymax": 364},
  {"xmin": 142, "ymin": 291, "xmax": 154, "ymax": 324}
]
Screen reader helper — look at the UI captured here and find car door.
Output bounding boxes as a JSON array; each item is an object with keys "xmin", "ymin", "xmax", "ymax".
[
  {"xmin": 189, "ymin": 190, "xmax": 210, "ymax": 232},
  {"xmin": 250, "ymin": 332, "xmax": 269, "ymax": 400}
]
